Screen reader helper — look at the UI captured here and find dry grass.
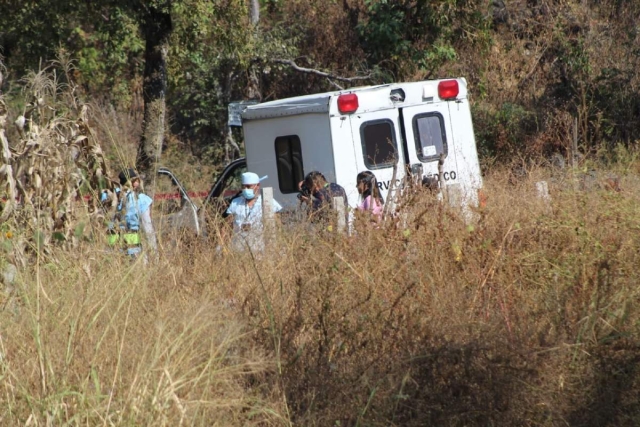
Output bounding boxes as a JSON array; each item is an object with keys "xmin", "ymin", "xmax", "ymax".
[
  {"xmin": 0, "ymin": 246, "xmax": 288, "ymax": 426},
  {"xmin": 233, "ymin": 167, "xmax": 640, "ymax": 426},
  {"xmin": 2, "ymin": 56, "xmax": 640, "ymax": 426},
  {"xmin": 5, "ymin": 161, "xmax": 640, "ymax": 425}
]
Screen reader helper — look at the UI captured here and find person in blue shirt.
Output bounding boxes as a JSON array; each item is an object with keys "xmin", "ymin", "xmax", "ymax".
[
  {"xmin": 225, "ymin": 172, "xmax": 282, "ymax": 253},
  {"xmin": 116, "ymin": 168, "xmax": 158, "ymax": 258}
]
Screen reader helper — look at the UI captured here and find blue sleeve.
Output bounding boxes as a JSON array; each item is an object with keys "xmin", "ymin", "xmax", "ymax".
[
  {"xmin": 137, "ymin": 194, "xmax": 153, "ymax": 214},
  {"xmin": 226, "ymin": 197, "xmax": 240, "ymax": 215}
]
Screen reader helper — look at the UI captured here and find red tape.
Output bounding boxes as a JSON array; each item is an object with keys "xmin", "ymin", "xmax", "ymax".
[
  {"xmin": 7, "ymin": 190, "xmax": 235, "ymax": 204},
  {"xmin": 154, "ymin": 191, "xmax": 209, "ymax": 200},
  {"xmin": 79, "ymin": 191, "xmax": 209, "ymax": 202}
]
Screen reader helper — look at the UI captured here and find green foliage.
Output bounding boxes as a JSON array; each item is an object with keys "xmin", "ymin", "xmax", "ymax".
[
  {"xmin": 357, "ymin": 0, "xmax": 412, "ymax": 63},
  {"xmin": 168, "ymin": 1, "xmax": 298, "ymax": 159},
  {"xmin": 3, "ymin": 0, "xmax": 640, "ymax": 164},
  {"xmin": 591, "ymin": 68, "xmax": 640, "ymax": 144},
  {"xmin": 70, "ymin": 10, "xmax": 144, "ymax": 105},
  {"xmin": 357, "ymin": 0, "xmax": 488, "ymax": 79},
  {"xmin": 474, "ymin": 103, "xmax": 538, "ymax": 158},
  {"xmin": 0, "ymin": 0, "xmax": 76, "ymax": 72}
]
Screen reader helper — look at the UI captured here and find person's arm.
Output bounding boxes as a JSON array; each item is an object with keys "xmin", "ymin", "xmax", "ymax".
[
  {"xmin": 221, "ymin": 213, "xmax": 235, "ymax": 242},
  {"xmin": 370, "ymin": 197, "xmax": 384, "ymax": 224},
  {"xmin": 273, "ymin": 200, "xmax": 284, "ymax": 224},
  {"xmin": 297, "ymin": 180, "xmax": 313, "ymax": 208},
  {"xmin": 355, "ymin": 196, "xmax": 378, "ymax": 224},
  {"xmin": 311, "ymin": 189, "xmax": 325, "ymax": 212},
  {"xmin": 362, "ymin": 195, "xmax": 371, "ymax": 211},
  {"xmin": 136, "ymin": 194, "xmax": 157, "ymax": 254},
  {"xmin": 221, "ymin": 199, "xmax": 239, "ymax": 243}
]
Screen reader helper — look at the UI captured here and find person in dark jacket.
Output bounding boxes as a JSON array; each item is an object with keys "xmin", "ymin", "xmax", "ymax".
[{"xmin": 298, "ymin": 171, "xmax": 348, "ymax": 224}]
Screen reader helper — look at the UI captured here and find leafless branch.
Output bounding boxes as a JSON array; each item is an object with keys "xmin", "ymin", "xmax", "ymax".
[
  {"xmin": 327, "ymin": 79, "xmax": 345, "ymax": 91},
  {"xmin": 273, "ymin": 59, "xmax": 371, "ymax": 89}
]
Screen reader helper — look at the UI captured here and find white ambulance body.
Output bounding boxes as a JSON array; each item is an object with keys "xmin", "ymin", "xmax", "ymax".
[{"xmin": 240, "ymin": 78, "xmax": 482, "ymax": 211}]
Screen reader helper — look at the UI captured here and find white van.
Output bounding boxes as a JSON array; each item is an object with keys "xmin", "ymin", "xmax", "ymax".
[
  {"xmin": 240, "ymin": 78, "xmax": 483, "ymax": 212},
  {"xmin": 154, "ymin": 79, "xmax": 483, "ymax": 237}
]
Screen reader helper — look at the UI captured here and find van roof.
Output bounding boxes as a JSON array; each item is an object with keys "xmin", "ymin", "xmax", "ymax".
[{"xmin": 242, "ymin": 78, "xmax": 468, "ymax": 121}]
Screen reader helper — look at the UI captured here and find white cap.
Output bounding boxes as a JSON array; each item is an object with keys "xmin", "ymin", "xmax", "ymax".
[{"xmin": 242, "ymin": 172, "xmax": 268, "ymax": 185}]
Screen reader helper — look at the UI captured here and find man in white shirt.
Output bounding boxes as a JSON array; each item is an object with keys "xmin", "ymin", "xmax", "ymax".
[{"xmin": 225, "ymin": 172, "xmax": 282, "ymax": 253}]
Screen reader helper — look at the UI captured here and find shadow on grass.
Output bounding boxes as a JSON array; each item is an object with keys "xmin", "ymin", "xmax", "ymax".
[
  {"xmin": 567, "ymin": 340, "xmax": 640, "ymax": 427},
  {"xmin": 390, "ymin": 338, "xmax": 534, "ymax": 427}
]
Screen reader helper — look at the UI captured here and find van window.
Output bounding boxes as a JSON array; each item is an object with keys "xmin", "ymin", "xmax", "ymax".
[
  {"xmin": 154, "ymin": 172, "xmax": 186, "ymax": 217},
  {"xmin": 413, "ymin": 113, "xmax": 447, "ymax": 161},
  {"xmin": 275, "ymin": 135, "xmax": 305, "ymax": 193},
  {"xmin": 360, "ymin": 120, "xmax": 398, "ymax": 169},
  {"xmin": 219, "ymin": 163, "xmax": 247, "ymax": 200}
]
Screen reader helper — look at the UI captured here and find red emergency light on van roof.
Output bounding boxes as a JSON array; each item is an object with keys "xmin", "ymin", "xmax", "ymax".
[
  {"xmin": 438, "ymin": 80, "xmax": 459, "ymax": 100},
  {"xmin": 338, "ymin": 93, "xmax": 359, "ymax": 113}
]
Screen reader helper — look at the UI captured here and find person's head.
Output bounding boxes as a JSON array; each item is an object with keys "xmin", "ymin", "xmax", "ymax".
[
  {"xmin": 241, "ymin": 172, "xmax": 265, "ymax": 200},
  {"xmin": 303, "ymin": 171, "xmax": 327, "ymax": 194},
  {"xmin": 356, "ymin": 171, "xmax": 383, "ymax": 202},
  {"xmin": 119, "ymin": 168, "xmax": 141, "ymax": 190}
]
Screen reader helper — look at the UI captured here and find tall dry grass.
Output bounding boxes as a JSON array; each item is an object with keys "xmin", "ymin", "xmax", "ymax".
[
  {"xmin": 171, "ymin": 162, "xmax": 640, "ymax": 426},
  {"xmin": 0, "ymin": 244, "xmax": 289, "ymax": 425},
  {"xmin": 18, "ymin": 162, "xmax": 640, "ymax": 425}
]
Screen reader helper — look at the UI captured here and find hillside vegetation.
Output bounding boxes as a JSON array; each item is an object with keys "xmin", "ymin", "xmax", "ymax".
[
  {"xmin": 1, "ymin": 0, "xmax": 639, "ymax": 166},
  {"xmin": 1, "ymin": 1, "xmax": 640, "ymax": 425}
]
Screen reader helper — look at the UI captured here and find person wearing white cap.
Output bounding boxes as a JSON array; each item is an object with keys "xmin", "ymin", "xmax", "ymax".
[{"xmin": 225, "ymin": 171, "xmax": 283, "ymax": 252}]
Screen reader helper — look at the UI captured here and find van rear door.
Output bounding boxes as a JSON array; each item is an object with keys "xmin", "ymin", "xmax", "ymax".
[
  {"xmin": 350, "ymin": 109, "xmax": 406, "ymax": 203},
  {"xmin": 400, "ymin": 102, "xmax": 459, "ymax": 185}
]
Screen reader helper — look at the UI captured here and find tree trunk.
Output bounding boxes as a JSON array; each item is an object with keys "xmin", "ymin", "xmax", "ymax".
[
  {"xmin": 136, "ymin": 4, "xmax": 172, "ymax": 195},
  {"xmin": 249, "ymin": 0, "xmax": 259, "ymax": 26}
]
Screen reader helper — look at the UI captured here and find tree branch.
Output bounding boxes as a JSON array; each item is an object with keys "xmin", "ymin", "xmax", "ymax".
[{"xmin": 273, "ymin": 59, "xmax": 371, "ymax": 90}]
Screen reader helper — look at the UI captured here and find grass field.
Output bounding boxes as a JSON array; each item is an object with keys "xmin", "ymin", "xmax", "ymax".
[{"xmin": 1, "ymin": 162, "xmax": 640, "ymax": 426}]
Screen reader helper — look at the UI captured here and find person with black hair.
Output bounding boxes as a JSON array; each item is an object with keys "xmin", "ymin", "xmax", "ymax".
[
  {"xmin": 356, "ymin": 171, "xmax": 384, "ymax": 222},
  {"xmin": 298, "ymin": 171, "xmax": 348, "ymax": 223}
]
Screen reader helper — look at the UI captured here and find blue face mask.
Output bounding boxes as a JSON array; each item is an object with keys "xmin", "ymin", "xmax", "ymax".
[{"xmin": 242, "ymin": 188, "xmax": 255, "ymax": 200}]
